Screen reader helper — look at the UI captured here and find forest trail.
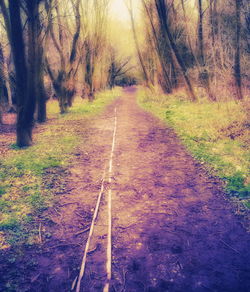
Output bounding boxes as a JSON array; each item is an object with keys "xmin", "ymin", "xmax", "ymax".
[{"xmin": 10, "ymin": 87, "xmax": 250, "ymax": 292}]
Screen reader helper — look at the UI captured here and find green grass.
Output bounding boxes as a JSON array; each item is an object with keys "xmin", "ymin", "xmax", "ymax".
[
  {"xmin": 137, "ymin": 87, "xmax": 250, "ymax": 206},
  {"xmin": 0, "ymin": 88, "xmax": 120, "ymax": 249}
]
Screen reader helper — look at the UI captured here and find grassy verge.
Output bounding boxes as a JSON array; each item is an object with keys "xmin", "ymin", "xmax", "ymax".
[
  {"xmin": 137, "ymin": 87, "xmax": 250, "ymax": 208},
  {"xmin": 0, "ymin": 88, "xmax": 120, "ymax": 250}
]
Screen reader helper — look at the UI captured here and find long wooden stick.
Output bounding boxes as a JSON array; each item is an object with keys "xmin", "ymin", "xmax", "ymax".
[
  {"xmin": 104, "ymin": 107, "xmax": 117, "ymax": 292},
  {"xmin": 75, "ymin": 168, "xmax": 106, "ymax": 292}
]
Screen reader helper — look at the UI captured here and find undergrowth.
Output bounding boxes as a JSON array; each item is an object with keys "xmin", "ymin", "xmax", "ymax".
[
  {"xmin": 137, "ymin": 87, "xmax": 250, "ymax": 208},
  {"xmin": 0, "ymin": 88, "xmax": 120, "ymax": 250}
]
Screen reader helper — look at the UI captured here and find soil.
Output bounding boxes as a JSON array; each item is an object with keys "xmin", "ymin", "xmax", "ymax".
[{"xmin": 0, "ymin": 87, "xmax": 250, "ymax": 292}]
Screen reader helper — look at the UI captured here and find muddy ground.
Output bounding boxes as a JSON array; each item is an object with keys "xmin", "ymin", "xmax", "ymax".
[{"xmin": 0, "ymin": 87, "xmax": 250, "ymax": 292}]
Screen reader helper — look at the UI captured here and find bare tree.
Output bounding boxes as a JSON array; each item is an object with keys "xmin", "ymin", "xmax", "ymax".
[
  {"xmin": 197, "ymin": 0, "xmax": 216, "ymax": 101},
  {"xmin": 142, "ymin": 0, "xmax": 172, "ymax": 93},
  {"xmin": 155, "ymin": 0, "xmax": 197, "ymax": 101},
  {"xmin": 234, "ymin": 0, "xmax": 243, "ymax": 100},
  {"xmin": 108, "ymin": 48, "xmax": 132, "ymax": 88},
  {"xmin": 127, "ymin": 0, "xmax": 150, "ymax": 87},
  {"xmin": 45, "ymin": 0, "xmax": 81, "ymax": 113}
]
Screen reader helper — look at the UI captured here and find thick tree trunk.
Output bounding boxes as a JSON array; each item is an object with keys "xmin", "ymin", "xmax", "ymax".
[
  {"xmin": 16, "ymin": 125, "xmax": 33, "ymax": 147},
  {"xmin": 234, "ymin": 0, "xmax": 243, "ymax": 100},
  {"xmin": 9, "ymin": 0, "xmax": 33, "ymax": 147},
  {"xmin": 37, "ymin": 80, "xmax": 47, "ymax": 123}
]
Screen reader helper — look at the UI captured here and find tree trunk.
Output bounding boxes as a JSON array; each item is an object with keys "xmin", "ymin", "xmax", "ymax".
[
  {"xmin": 234, "ymin": 0, "xmax": 243, "ymax": 100},
  {"xmin": 198, "ymin": 0, "xmax": 205, "ymax": 66},
  {"xmin": 9, "ymin": 0, "xmax": 33, "ymax": 147},
  {"xmin": 208, "ymin": 0, "xmax": 217, "ymax": 86},
  {"xmin": 197, "ymin": 0, "xmax": 216, "ymax": 101},
  {"xmin": 142, "ymin": 0, "xmax": 172, "ymax": 92},
  {"xmin": 37, "ymin": 74, "xmax": 47, "ymax": 123},
  {"xmin": 0, "ymin": 43, "xmax": 5, "ymax": 124},
  {"xmin": 84, "ymin": 40, "xmax": 95, "ymax": 102},
  {"xmin": 129, "ymin": 0, "xmax": 150, "ymax": 87},
  {"xmin": 36, "ymin": 43, "xmax": 47, "ymax": 123},
  {"xmin": 0, "ymin": 108, "xmax": 2, "ymax": 124},
  {"xmin": 155, "ymin": 0, "xmax": 197, "ymax": 101},
  {"xmin": 181, "ymin": 0, "xmax": 196, "ymax": 62}
]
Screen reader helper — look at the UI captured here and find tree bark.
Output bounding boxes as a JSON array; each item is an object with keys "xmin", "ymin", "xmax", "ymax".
[
  {"xmin": 36, "ymin": 10, "xmax": 47, "ymax": 123},
  {"xmin": 197, "ymin": 0, "xmax": 216, "ymax": 101},
  {"xmin": 37, "ymin": 46, "xmax": 47, "ymax": 123},
  {"xmin": 46, "ymin": 0, "xmax": 81, "ymax": 110},
  {"xmin": 155, "ymin": 0, "xmax": 197, "ymax": 101},
  {"xmin": 142, "ymin": 0, "xmax": 172, "ymax": 92},
  {"xmin": 0, "ymin": 43, "xmax": 5, "ymax": 124},
  {"xmin": 234, "ymin": 0, "xmax": 243, "ymax": 100},
  {"xmin": 9, "ymin": 0, "xmax": 33, "ymax": 147},
  {"xmin": 128, "ymin": 0, "xmax": 150, "ymax": 87}
]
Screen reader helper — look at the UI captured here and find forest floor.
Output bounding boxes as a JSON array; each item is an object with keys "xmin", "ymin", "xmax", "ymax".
[{"xmin": 1, "ymin": 87, "xmax": 250, "ymax": 291}]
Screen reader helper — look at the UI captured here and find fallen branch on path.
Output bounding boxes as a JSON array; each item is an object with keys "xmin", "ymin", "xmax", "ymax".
[
  {"xmin": 38, "ymin": 222, "xmax": 42, "ymax": 244},
  {"xmin": 87, "ymin": 245, "xmax": 98, "ymax": 254},
  {"xmin": 54, "ymin": 207, "xmax": 62, "ymax": 218},
  {"xmin": 74, "ymin": 227, "xmax": 90, "ymax": 236},
  {"xmin": 220, "ymin": 239, "xmax": 240, "ymax": 254},
  {"xmin": 47, "ymin": 243, "xmax": 81, "ymax": 249},
  {"xmin": 75, "ymin": 211, "xmax": 85, "ymax": 218},
  {"xmin": 71, "ymin": 276, "xmax": 78, "ymax": 291},
  {"xmin": 116, "ymin": 223, "xmax": 136, "ymax": 230},
  {"xmin": 31, "ymin": 273, "xmax": 41, "ymax": 283},
  {"xmin": 59, "ymin": 202, "xmax": 79, "ymax": 207}
]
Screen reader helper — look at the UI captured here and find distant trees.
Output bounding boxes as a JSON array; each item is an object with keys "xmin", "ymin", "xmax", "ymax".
[
  {"xmin": 140, "ymin": 0, "xmax": 248, "ymax": 101},
  {"xmin": 108, "ymin": 49, "xmax": 132, "ymax": 88}
]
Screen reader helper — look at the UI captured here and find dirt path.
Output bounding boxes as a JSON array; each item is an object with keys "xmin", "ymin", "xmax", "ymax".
[{"xmin": 2, "ymin": 87, "xmax": 250, "ymax": 291}]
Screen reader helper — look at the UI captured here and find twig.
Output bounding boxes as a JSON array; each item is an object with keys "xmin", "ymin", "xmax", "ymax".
[
  {"xmin": 116, "ymin": 223, "xmax": 136, "ymax": 230},
  {"xmin": 87, "ymin": 245, "xmax": 98, "ymax": 254},
  {"xmin": 54, "ymin": 207, "xmax": 62, "ymax": 218},
  {"xmin": 31, "ymin": 273, "xmax": 41, "ymax": 283},
  {"xmin": 122, "ymin": 269, "xmax": 128, "ymax": 292},
  {"xmin": 74, "ymin": 226, "xmax": 90, "ymax": 236},
  {"xmin": 59, "ymin": 202, "xmax": 78, "ymax": 207},
  {"xmin": 220, "ymin": 240, "xmax": 240, "ymax": 254},
  {"xmin": 71, "ymin": 276, "xmax": 78, "ymax": 291},
  {"xmin": 74, "ymin": 211, "xmax": 85, "ymax": 219},
  {"xmin": 48, "ymin": 243, "xmax": 81, "ymax": 249},
  {"xmin": 38, "ymin": 222, "xmax": 42, "ymax": 244}
]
